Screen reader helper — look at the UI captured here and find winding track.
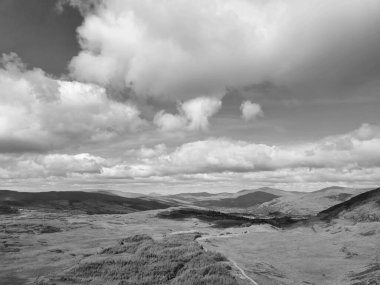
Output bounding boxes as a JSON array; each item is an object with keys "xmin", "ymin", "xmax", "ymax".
[
  {"xmin": 196, "ymin": 235, "xmax": 259, "ymax": 285},
  {"xmin": 229, "ymin": 258, "xmax": 259, "ymax": 285}
]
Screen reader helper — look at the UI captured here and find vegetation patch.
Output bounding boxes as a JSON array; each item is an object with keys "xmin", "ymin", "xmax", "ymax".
[
  {"xmin": 0, "ymin": 223, "xmax": 61, "ymax": 235},
  {"xmin": 0, "ymin": 205, "xmax": 19, "ymax": 215},
  {"xmin": 158, "ymin": 208, "xmax": 299, "ymax": 228},
  {"xmin": 37, "ymin": 233, "xmax": 240, "ymax": 285},
  {"xmin": 349, "ymin": 263, "xmax": 380, "ymax": 285}
]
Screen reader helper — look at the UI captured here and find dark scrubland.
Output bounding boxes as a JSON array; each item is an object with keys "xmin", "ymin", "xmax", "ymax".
[
  {"xmin": 0, "ymin": 223, "xmax": 61, "ymax": 235},
  {"xmin": 36, "ymin": 233, "xmax": 241, "ymax": 285},
  {"xmin": 0, "ymin": 190, "xmax": 172, "ymax": 214},
  {"xmin": 157, "ymin": 207, "xmax": 303, "ymax": 228},
  {"xmin": 0, "ymin": 204, "xmax": 19, "ymax": 214}
]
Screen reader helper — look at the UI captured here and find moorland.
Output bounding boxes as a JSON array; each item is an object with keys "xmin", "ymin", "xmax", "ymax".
[{"xmin": 0, "ymin": 186, "xmax": 379, "ymax": 285}]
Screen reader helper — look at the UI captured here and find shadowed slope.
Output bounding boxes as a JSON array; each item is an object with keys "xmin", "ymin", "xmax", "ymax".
[
  {"xmin": 0, "ymin": 190, "xmax": 173, "ymax": 214},
  {"xmin": 317, "ymin": 187, "xmax": 380, "ymax": 221}
]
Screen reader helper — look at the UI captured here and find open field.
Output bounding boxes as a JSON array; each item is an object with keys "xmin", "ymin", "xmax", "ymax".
[{"xmin": 198, "ymin": 220, "xmax": 380, "ymax": 284}]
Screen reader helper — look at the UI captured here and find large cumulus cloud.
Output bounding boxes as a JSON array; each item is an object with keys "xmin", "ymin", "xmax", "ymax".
[
  {"xmin": 67, "ymin": 0, "xmax": 380, "ymax": 101},
  {"xmin": 0, "ymin": 53, "xmax": 145, "ymax": 153}
]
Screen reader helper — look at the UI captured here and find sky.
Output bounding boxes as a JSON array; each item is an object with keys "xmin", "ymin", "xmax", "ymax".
[{"xmin": 0, "ymin": 0, "xmax": 380, "ymax": 193}]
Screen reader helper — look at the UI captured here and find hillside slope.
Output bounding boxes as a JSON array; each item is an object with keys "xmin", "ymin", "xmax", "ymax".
[
  {"xmin": 164, "ymin": 187, "xmax": 296, "ymax": 209},
  {"xmin": 250, "ymin": 186, "xmax": 372, "ymax": 216},
  {"xmin": 196, "ymin": 191, "xmax": 279, "ymax": 208},
  {"xmin": 317, "ymin": 187, "xmax": 380, "ymax": 222},
  {"xmin": 0, "ymin": 190, "xmax": 173, "ymax": 214}
]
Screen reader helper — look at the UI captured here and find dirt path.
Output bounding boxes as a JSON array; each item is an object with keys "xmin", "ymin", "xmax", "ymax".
[
  {"xmin": 196, "ymin": 234, "xmax": 259, "ymax": 285},
  {"xmin": 229, "ymin": 258, "xmax": 259, "ymax": 285}
]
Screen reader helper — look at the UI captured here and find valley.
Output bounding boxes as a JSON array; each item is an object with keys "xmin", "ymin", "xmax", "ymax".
[{"xmin": 0, "ymin": 186, "xmax": 379, "ymax": 284}]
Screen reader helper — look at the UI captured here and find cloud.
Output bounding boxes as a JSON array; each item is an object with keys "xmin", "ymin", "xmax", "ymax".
[
  {"xmin": 40, "ymin": 153, "xmax": 108, "ymax": 176},
  {"xmin": 153, "ymin": 111, "xmax": 187, "ymax": 132},
  {"xmin": 66, "ymin": 0, "xmax": 380, "ymax": 101},
  {"xmin": 181, "ymin": 97, "xmax": 222, "ymax": 130},
  {"xmin": 0, "ymin": 153, "xmax": 108, "ymax": 179},
  {"xmin": 1, "ymin": 123, "xmax": 379, "ymax": 190},
  {"xmin": 0, "ymin": 53, "xmax": 145, "ymax": 153},
  {"xmin": 154, "ymin": 97, "xmax": 221, "ymax": 131},
  {"xmin": 99, "ymin": 123, "xmax": 380, "ymax": 179},
  {"xmin": 240, "ymin": 101, "xmax": 263, "ymax": 121}
]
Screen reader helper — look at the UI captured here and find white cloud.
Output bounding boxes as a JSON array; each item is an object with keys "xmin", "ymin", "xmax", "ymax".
[
  {"xmin": 352, "ymin": 123, "xmax": 380, "ymax": 141},
  {"xmin": 67, "ymin": 0, "xmax": 380, "ymax": 100},
  {"xmin": 99, "ymin": 123, "xmax": 380, "ymax": 179},
  {"xmin": 0, "ymin": 153, "xmax": 108, "ymax": 179},
  {"xmin": 40, "ymin": 153, "xmax": 108, "ymax": 176},
  {"xmin": 154, "ymin": 97, "xmax": 221, "ymax": 131},
  {"xmin": 181, "ymin": 97, "xmax": 222, "ymax": 130},
  {"xmin": 0, "ymin": 53, "xmax": 145, "ymax": 153},
  {"xmin": 240, "ymin": 101, "xmax": 263, "ymax": 121},
  {"xmin": 153, "ymin": 111, "xmax": 187, "ymax": 132},
  {"xmin": 1, "ymin": 123, "xmax": 379, "ymax": 189}
]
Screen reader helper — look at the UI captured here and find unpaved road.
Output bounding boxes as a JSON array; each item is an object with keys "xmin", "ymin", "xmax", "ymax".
[
  {"xmin": 197, "ymin": 234, "xmax": 259, "ymax": 285},
  {"xmin": 229, "ymin": 258, "xmax": 259, "ymax": 285}
]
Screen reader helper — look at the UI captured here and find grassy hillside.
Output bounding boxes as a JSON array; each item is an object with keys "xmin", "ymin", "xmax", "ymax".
[
  {"xmin": 0, "ymin": 190, "xmax": 173, "ymax": 214},
  {"xmin": 250, "ymin": 186, "xmax": 373, "ymax": 216},
  {"xmin": 196, "ymin": 191, "xmax": 278, "ymax": 208},
  {"xmin": 164, "ymin": 187, "xmax": 295, "ymax": 206},
  {"xmin": 317, "ymin": 187, "xmax": 380, "ymax": 222}
]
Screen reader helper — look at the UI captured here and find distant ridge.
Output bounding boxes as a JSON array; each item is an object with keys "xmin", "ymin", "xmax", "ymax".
[
  {"xmin": 94, "ymin": 189, "xmax": 146, "ymax": 198},
  {"xmin": 169, "ymin": 192, "xmax": 218, "ymax": 197},
  {"xmin": 238, "ymin": 187, "xmax": 284, "ymax": 193},
  {"xmin": 312, "ymin": 186, "xmax": 348, "ymax": 193},
  {"xmin": 197, "ymin": 191, "xmax": 279, "ymax": 208}
]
